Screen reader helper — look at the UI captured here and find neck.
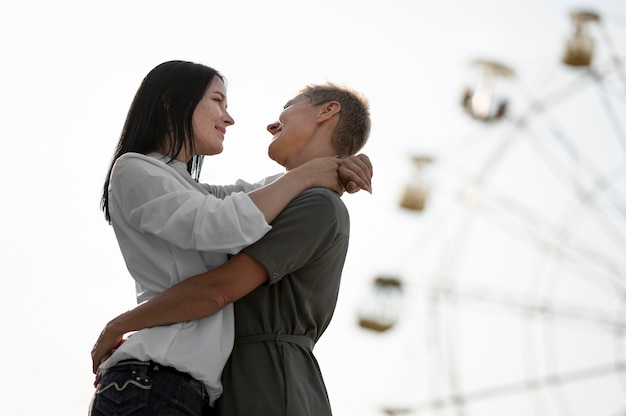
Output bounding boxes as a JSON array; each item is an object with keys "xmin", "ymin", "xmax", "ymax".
[{"xmin": 285, "ymin": 137, "xmax": 337, "ymax": 171}]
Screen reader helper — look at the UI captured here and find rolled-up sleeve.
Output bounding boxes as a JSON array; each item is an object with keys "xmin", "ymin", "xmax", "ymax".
[{"xmin": 110, "ymin": 154, "xmax": 271, "ymax": 254}]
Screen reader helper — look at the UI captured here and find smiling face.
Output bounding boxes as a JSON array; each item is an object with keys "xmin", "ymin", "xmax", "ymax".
[
  {"xmin": 266, "ymin": 94, "xmax": 328, "ymax": 169},
  {"xmin": 190, "ymin": 76, "xmax": 234, "ymax": 157}
]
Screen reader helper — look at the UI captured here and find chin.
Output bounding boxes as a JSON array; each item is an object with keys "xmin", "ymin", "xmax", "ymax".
[{"xmin": 269, "ymin": 156, "xmax": 287, "ymax": 169}]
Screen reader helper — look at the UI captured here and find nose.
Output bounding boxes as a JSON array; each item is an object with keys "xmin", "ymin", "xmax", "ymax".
[
  {"xmin": 267, "ymin": 121, "xmax": 280, "ymax": 135},
  {"xmin": 224, "ymin": 109, "xmax": 235, "ymax": 126}
]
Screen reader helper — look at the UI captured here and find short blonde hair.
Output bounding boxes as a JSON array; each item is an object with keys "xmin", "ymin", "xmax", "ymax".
[{"xmin": 299, "ymin": 83, "xmax": 371, "ymax": 157}]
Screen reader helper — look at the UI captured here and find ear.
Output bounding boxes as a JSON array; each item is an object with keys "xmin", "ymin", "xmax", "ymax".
[{"xmin": 316, "ymin": 101, "xmax": 341, "ymax": 123}]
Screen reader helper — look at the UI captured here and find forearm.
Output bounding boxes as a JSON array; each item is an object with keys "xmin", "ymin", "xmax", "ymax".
[
  {"xmin": 104, "ymin": 278, "xmax": 225, "ymax": 338},
  {"xmin": 92, "ymin": 254, "xmax": 268, "ymax": 373},
  {"xmin": 247, "ymin": 170, "xmax": 311, "ymax": 223},
  {"xmin": 104, "ymin": 254, "xmax": 268, "ymax": 337}
]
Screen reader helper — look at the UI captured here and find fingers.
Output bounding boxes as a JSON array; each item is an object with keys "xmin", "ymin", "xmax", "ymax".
[
  {"xmin": 91, "ymin": 345, "xmax": 99, "ymax": 374},
  {"xmin": 339, "ymin": 154, "xmax": 373, "ymax": 193},
  {"xmin": 353, "ymin": 154, "xmax": 373, "ymax": 177},
  {"xmin": 92, "ymin": 349, "xmax": 102, "ymax": 374},
  {"xmin": 94, "ymin": 371, "xmax": 102, "ymax": 388},
  {"xmin": 302, "ymin": 155, "xmax": 372, "ymax": 194},
  {"xmin": 91, "ymin": 343, "xmax": 106, "ymax": 374},
  {"xmin": 92, "ymin": 349, "xmax": 113, "ymax": 374},
  {"xmin": 91, "ymin": 331, "xmax": 121, "ymax": 373},
  {"xmin": 345, "ymin": 181, "xmax": 359, "ymax": 194},
  {"xmin": 338, "ymin": 167, "xmax": 370, "ymax": 193},
  {"xmin": 343, "ymin": 154, "xmax": 372, "ymax": 174}
]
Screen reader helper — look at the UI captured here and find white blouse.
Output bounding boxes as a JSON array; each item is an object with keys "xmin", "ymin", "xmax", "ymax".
[{"xmin": 99, "ymin": 152, "xmax": 277, "ymax": 405}]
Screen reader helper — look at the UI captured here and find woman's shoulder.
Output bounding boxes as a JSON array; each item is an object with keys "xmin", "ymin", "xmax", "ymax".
[
  {"xmin": 116, "ymin": 152, "xmax": 167, "ymax": 166},
  {"xmin": 113, "ymin": 152, "xmax": 175, "ymax": 176}
]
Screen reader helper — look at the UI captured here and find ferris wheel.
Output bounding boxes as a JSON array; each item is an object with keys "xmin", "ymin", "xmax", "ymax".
[{"xmin": 356, "ymin": 8, "xmax": 626, "ymax": 416}]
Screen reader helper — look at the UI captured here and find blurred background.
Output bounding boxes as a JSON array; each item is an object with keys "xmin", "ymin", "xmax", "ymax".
[{"xmin": 1, "ymin": 0, "xmax": 625, "ymax": 414}]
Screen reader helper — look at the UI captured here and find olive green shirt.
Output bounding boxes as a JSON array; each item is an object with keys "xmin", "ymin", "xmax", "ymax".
[{"xmin": 215, "ymin": 188, "xmax": 350, "ymax": 416}]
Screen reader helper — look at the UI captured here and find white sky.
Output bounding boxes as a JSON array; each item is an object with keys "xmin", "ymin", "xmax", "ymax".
[{"xmin": 2, "ymin": 0, "xmax": 626, "ymax": 415}]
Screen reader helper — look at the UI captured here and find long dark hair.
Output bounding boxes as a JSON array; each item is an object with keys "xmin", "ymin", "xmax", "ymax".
[{"xmin": 101, "ymin": 60, "xmax": 225, "ymax": 223}]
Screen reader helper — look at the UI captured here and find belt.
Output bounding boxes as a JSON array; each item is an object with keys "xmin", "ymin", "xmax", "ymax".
[
  {"xmin": 107, "ymin": 359, "xmax": 207, "ymax": 401},
  {"xmin": 235, "ymin": 333, "xmax": 314, "ymax": 350}
]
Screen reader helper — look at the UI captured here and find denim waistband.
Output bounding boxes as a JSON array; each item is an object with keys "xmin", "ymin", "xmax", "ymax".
[{"xmin": 107, "ymin": 359, "xmax": 207, "ymax": 402}]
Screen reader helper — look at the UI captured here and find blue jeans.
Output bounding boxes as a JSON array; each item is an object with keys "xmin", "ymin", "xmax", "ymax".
[{"xmin": 88, "ymin": 360, "xmax": 212, "ymax": 416}]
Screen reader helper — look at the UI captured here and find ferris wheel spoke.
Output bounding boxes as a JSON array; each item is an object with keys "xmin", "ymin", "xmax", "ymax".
[
  {"xmin": 420, "ymin": 284, "xmax": 625, "ymax": 332},
  {"xmin": 589, "ymin": 70, "xmax": 626, "ymax": 157},
  {"xmin": 401, "ymin": 361, "xmax": 626, "ymax": 413},
  {"xmin": 430, "ymin": 160, "xmax": 626, "ymax": 293},
  {"xmin": 595, "ymin": 23, "xmax": 626, "ymax": 95}
]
